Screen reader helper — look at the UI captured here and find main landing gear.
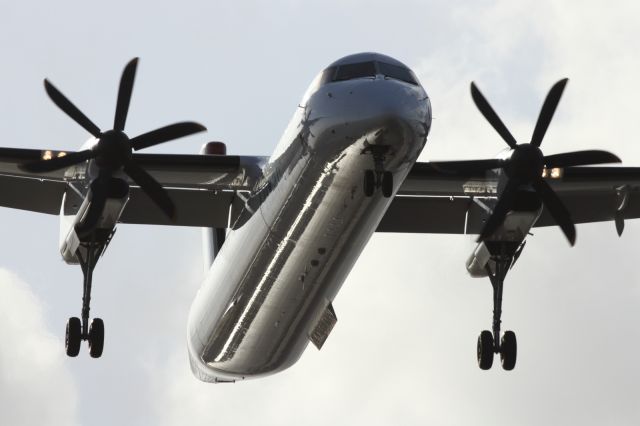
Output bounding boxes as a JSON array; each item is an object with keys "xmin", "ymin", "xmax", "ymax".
[
  {"xmin": 65, "ymin": 238, "xmax": 107, "ymax": 358},
  {"xmin": 362, "ymin": 143, "xmax": 393, "ymax": 198},
  {"xmin": 476, "ymin": 242, "xmax": 518, "ymax": 371}
]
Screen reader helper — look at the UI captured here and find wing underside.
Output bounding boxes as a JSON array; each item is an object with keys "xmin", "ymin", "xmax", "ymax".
[
  {"xmin": 377, "ymin": 163, "xmax": 640, "ymax": 234},
  {"xmin": 3, "ymin": 150, "xmax": 640, "ymax": 234},
  {"xmin": 0, "ymin": 147, "xmax": 266, "ymax": 228}
]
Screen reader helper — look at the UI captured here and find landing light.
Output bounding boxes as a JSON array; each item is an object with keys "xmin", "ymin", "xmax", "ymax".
[
  {"xmin": 542, "ymin": 167, "xmax": 563, "ymax": 179},
  {"xmin": 41, "ymin": 150, "xmax": 67, "ymax": 160}
]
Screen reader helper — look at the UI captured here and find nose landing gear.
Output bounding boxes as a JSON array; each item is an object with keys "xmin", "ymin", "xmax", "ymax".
[
  {"xmin": 363, "ymin": 169, "xmax": 393, "ymax": 197},
  {"xmin": 362, "ymin": 143, "xmax": 394, "ymax": 198},
  {"xmin": 476, "ymin": 242, "xmax": 519, "ymax": 371}
]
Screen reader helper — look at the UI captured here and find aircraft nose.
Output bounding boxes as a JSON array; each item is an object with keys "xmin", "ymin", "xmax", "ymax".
[{"xmin": 305, "ymin": 78, "xmax": 430, "ymax": 155}]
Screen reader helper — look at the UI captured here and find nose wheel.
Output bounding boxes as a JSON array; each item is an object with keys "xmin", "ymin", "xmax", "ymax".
[
  {"xmin": 477, "ymin": 243, "xmax": 518, "ymax": 370},
  {"xmin": 362, "ymin": 142, "xmax": 394, "ymax": 198},
  {"xmin": 65, "ymin": 239, "xmax": 106, "ymax": 358},
  {"xmin": 363, "ymin": 170, "xmax": 393, "ymax": 197}
]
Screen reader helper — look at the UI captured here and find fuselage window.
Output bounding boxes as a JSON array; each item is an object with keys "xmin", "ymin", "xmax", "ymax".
[
  {"xmin": 333, "ymin": 61, "xmax": 377, "ymax": 81},
  {"xmin": 377, "ymin": 62, "xmax": 418, "ymax": 85}
]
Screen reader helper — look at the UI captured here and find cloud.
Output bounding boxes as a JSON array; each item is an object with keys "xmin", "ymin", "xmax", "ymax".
[{"xmin": 0, "ymin": 269, "xmax": 79, "ymax": 426}]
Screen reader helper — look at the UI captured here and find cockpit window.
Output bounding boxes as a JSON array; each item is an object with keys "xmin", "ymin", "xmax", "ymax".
[
  {"xmin": 377, "ymin": 62, "xmax": 418, "ymax": 85},
  {"xmin": 333, "ymin": 61, "xmax": 377, "ymax": 81},
  {"xmin": 308, "ymin": 61, "xmax": 419, "ymax": 96}
]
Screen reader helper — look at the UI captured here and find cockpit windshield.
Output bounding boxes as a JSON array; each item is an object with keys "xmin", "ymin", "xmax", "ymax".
[
  {"xmin": 377, "ymin": 62, "xmax": 418, "ymax": 85},
  {"xmin": 317, "ymin": 61, "xmax": 418, "ymax": 86},
  {"xmin": 302, "ymin": 58, "xmax": 420, "ymax": 104},
  {"xmin": 333, "ymin": 61, "xmax": 377, "ymax": 81}
]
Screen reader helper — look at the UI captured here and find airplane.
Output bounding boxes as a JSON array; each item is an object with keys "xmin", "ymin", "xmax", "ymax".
[{"xmin": 0, "ymin": 52, "xmax": 636, "ymax": 382}]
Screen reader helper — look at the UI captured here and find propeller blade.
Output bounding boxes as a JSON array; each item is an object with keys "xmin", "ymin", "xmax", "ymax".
[
  {"xmin": 544, "ymin": 150, "xmax": 620, "ymax": 168},
  {"xmin": 429, "ymin": 158, "xmax": 505, "ymax": 174},
  {"xmin": 44, "ymin": 79, "xmax": 101, "ymax": 138},
  {"xmin": 114, "ymin": 58, "xmax": 139, "ymax": 131},
  {"xmin": 530, "ymin": 78, "xmax": 568, "ymax": 147},
  {"xmin": 470, "ymin": 82, "xmax": 518, "ymax": 149},
  {"xmin": 532, "ymin": 177, "xmax": 576, "ymax": 245},
  {"xmin": 477, "ymin": 178, "xmax": 520, "ymax": 242},
  {"xmin": 20, "ymin": 149, "xmax": 95, "ymax": 173},
  {"xmin": 129, "ymin": 122, "xmax": 207, "ymax": 151},
  {"xmin": 123, "ymin": 161, "xmax": 176, "ymax": 220}
]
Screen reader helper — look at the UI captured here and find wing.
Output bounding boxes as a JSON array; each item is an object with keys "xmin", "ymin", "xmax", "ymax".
[
  {"xmin": 377, "ymin": 163, "xmax": 640, "ymax": 234},
  {"xmin": 0, "ymin": 147, "xmax": 267, "ymax": 228}
]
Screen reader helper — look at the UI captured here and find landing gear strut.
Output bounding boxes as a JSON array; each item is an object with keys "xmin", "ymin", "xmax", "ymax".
[
  {"xmin": 65, "ymin": 238, "xmax": 106, "ymax": 358},
  {"xmin": 476, "ymin": 242, "xmax": 518, "ymax": 370}
]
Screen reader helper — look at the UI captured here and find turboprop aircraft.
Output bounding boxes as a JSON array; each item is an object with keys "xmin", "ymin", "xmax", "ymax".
[{"xmin": 0, "ymin": 52, "xmax": 637, "ymax": 382}]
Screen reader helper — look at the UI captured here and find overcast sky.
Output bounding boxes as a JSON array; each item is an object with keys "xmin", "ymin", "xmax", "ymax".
[{"xmin": 2, "ymin": 1, "xmax": 640, "ymax": 425}]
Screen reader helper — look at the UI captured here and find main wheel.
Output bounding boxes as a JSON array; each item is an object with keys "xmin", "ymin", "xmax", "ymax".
[
  {"xmin": 381, "ymin": 171, "xmax": 393, "ymax": 198},
  {"xmin": 500, "ymin": 330, "xmax": 517, "ymax": 371},
  {"xmin": 88, "ymin": 318, "xmax": 104, "ymax": 358},
  {"xmin": 65, "ymin": 317, "xmax": 81, "ymax": 357},
  {"xmin": 477, "ymin": 330, "xmax": 494, "ymax": 370},
  {"xmin": 363, "ymin": 170, "xmax": 375, "ymax": 197}
]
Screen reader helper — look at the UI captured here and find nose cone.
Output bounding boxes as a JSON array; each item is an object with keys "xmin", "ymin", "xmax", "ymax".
[
  {"xmin": 305, "ymin": 76, "xmax": 431, "ymax": 152},
  {"xmin": 506, "ymin": 144, "xmax": 544, "ymax": 181}
]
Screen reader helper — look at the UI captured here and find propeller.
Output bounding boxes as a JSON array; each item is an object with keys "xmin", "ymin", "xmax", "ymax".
[
  {"xmin": 21, "ymin": 58, "xmax": 206, "ymax": 221},
  {"xmin": 433, "ymin": 79, "xmax": 620, "ymax": 246}
]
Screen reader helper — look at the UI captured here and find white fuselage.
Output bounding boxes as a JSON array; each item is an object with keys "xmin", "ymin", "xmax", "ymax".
[{"xmin": 187, "ymin": 54, "xmax": 431, "ymax": 382}]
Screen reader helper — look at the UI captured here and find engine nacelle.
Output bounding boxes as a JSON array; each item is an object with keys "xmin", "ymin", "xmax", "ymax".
[
  {"xmin": 466, "ymin": 209, "xmax": 541, "ymax": 278},
  {"xmin": 466, "ymin": 241, "xmax": 492, "ymax": 278},
  {"xmin": 59, "ymin": 178, "xmax": 129, "ymax": 264}
]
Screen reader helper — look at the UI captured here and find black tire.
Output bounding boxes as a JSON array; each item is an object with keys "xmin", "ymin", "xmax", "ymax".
[
  {"xmin": 477, "ymin": 330, "xmax": 494, "ymax": 370},
  {"xmin": 65, "ymin": 317, "xmax": 81, "ymax": 357},
  {"xmin": 89, "ymin": 318, "xmax": 104, "ymax": 358},
  {"xmin": 500, "ymin": 330, "xmax": 517, "ymax": 371},
  {"xmin": 381, "ymin": 171, "xmax": 393, "ymax": 198},
  {"xmin": 364, "ymin": 170, "xmax": 375, "ymax": 197}
]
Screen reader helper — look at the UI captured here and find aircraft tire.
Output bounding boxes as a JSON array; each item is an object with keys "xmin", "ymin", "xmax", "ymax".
[
  {"xmin": 65, "ymin": 317, "xmax": 81, "ymax": 357},
  {"xmin": 381, "ymin": 171, "xmax": 393, "ymax": 198},
  {"xmin": 477, "ymin": 330, "xmax": 494, "ymax": 370},
  {"xmin": 89, "ymin": 318, "xmax": 105, "ymax": 358},
  {"xmin": 363, "ymin": 170, "xmax": 375, "ymax": 197},
  {"xmin": 500, "ymin": 330, "xmax": 517, "ymax": 371}
]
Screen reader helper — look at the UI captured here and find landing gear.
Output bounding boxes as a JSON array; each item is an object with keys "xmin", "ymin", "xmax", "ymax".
[
  {"xmin": 363, "ymin": 170, "xmax": 393, "ymax": 198},
  {"xmin": 361, "ymin": 142, "xmax": 394, "ymax": 198},
  {"xmin": 66, "ymin": 237, "xmax": 107, "ymax": 358},
  {"xmin": 477, "ymin": 242, "xmax": 519, "ymax": 370}
]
